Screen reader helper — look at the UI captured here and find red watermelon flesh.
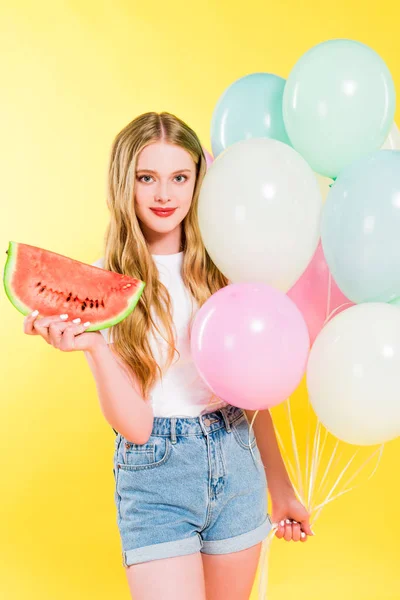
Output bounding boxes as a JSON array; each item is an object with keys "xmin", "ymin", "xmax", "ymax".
[{"xmin": 3, "ymin": 241, "xmax": 145, "ymax": 332}]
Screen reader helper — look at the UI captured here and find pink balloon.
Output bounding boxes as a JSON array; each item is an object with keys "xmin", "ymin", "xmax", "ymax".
[
  {"xmin": 287, "ymin": 241, "xmax": 354, "ymax": 345},
  {"xmin": 190, "ymin": 282, "xmax": 310, "ymax": 410},
  {"xmin": 202, "ymin": 147, "xmax": 214, "ymax": 169}
]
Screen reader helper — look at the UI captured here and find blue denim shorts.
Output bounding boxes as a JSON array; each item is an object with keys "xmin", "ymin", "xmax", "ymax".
[{"xmin": 112, "ymin": 404, "xmax": 272, "ymax": 567}]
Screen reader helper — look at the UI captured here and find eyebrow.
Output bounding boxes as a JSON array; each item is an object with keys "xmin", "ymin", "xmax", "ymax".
[{"xmin": 136, "ymin": 168, "xmax": 192, "ymax": 175}]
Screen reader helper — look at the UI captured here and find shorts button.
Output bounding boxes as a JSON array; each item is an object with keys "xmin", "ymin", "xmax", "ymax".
[{"xmin": 204, "ymin": 418, "xmax": 211, "ymax": 426}]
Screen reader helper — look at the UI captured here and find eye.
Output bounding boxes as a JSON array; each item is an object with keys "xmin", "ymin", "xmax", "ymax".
[
  {"xmin": 174, "ymin": 175, "xmax": 188, "ymax": 183},
  {"xmin": 138, "ymin": 175, "xmax": 154, "ymax": 183}
]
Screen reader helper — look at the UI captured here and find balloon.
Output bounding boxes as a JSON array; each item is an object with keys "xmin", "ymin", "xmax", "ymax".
[
  {"xmin": 191, "ymin": 282, "xmax": 310, "ymax": 410},
  {"xmin": 202, "ymin": 147, "xmax": 214, "ymax": 168},
  {"xmin": 307, "ymin": 303, "xmax": 400, "ymax": 445},
  {"xmin": 312, "ymin": 122, "xmax": 397, "ymax": 201},
  {"xmin": 198, "ymin": 138, "xmax": 323, "ymax": 292},
  {"xmin": 321, "ymin": 150, "xmax": 400, "ymax": 304},
  {"xmin": 211, "ymin": 72, "xmax": 291, "ymax": 158},
  {"xmin": 283, "ymin": 39, "xmax": 396, "ymax": 178},
  {"xmin": 382, "ymin": 122, "xmax": 400, "ymax": 150},
  {"xmin": 288, "ymin": 241, "xmax": 353, "ymax": 345}
]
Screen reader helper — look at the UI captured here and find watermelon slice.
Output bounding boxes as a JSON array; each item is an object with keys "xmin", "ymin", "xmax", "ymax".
[{"xmin": 3, "ymin": 241, "xmax": 145, "ymax": 332}]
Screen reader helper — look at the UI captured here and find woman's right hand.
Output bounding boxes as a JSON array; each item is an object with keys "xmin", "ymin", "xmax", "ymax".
[{"xmin": 23, "ymin": 311, "xmax": 107, "ymax": 353}]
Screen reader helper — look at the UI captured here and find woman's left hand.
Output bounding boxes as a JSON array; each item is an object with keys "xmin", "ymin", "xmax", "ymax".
[{"xmin": 271, "ymin": 494, "xmax": 315, "ymax": 542}]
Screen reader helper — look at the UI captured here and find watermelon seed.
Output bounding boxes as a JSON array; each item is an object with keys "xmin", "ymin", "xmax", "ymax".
[{"xmin": 36, "ymin": 282, "xmax": 42, "ymax": 287}]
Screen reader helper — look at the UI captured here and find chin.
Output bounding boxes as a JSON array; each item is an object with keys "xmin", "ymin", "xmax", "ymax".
[{"xmin": 143, "ymin": 216, "xmax": 182, "ymax": 233}]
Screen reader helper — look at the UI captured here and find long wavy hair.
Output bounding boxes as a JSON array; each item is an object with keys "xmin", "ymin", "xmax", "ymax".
[{"xmin": 102, "ymin": 111, "xmax": 229, "ymax": 401}]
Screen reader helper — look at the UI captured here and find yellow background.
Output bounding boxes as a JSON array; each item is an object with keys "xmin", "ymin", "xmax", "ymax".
[{"xmin": 1, "ymin": 1, "xmax": 399, "ymax": 598}]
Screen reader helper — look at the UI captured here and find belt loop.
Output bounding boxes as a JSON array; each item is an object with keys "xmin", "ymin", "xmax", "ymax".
[
  {"xmin": 170, "ymin": 417, "xmax": 177, "ymax": 444},
  {"xmin": 220, "ymin": 407, "xmax": 231, "ymax": 432}
]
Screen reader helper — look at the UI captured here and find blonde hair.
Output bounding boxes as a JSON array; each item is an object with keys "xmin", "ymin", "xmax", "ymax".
[{"xmin": 102, "ymin": 111, "xmax": 229, "ymax": 401}]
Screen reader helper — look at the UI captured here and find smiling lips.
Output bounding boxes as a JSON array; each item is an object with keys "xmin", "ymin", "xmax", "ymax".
[{"xmin": 150, "ymin": 207, "xmax": 177, "ymax": 218}]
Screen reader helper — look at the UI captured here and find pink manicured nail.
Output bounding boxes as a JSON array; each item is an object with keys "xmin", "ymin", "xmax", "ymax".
[
  {"xmin": 60, "ymin": 314, "xmax": 68, "ymax": 320},
  {"xmin": 31, "ymin": 310, "xmax": 39, "ymax": 317}
]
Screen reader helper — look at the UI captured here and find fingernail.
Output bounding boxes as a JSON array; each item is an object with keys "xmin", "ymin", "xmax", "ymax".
[
  {"xmin": 311, "ymin": 529, "xmax": 316, "ymax": 535},
  {"xmin": 83, "ymin": 321, "xmax": 91, "ymax": 327},
  {"xmin": 60, "ymin": 314, "xmax": 68, "ymax": 320},
  {"xmin": 285, "ymin": 519, "xmax": 292, "ymax": 524},
  {"xmin": 301, "ymin": 532, "xmax": 306, "ymax": 539},
  {"xmin": 280, "ymin": 520, "xmax": 285, "ymax": 527},
  {"xmin": 72, "ymin": 318, "xmax": 81, "ymax": 324},
  {"xmin": 31, "ymin": 310, "xmax": 39, "ymax": 317}
]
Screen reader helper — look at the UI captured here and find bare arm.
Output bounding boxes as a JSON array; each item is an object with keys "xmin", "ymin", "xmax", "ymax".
[
  {"xmin": 84, "ymin": 337, "xmax": 154, "ymax": 444},
  {"xmin": 244, "ymin": 408, "xmax": 295, "ymax": 501}
]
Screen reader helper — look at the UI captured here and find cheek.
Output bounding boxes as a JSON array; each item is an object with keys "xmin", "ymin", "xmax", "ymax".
[
  {"xmin": 134, "ymin": 190, "xmax": 150, "ymax": 215},
  {"xmin": 179, "ymin": 184, "xmax": 196, "ymax": 211}
]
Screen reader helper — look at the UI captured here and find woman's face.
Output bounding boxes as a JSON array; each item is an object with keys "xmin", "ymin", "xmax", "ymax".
[{"xmin": 134, "ymin": 140, "xmax": 197, "ymax": 238}]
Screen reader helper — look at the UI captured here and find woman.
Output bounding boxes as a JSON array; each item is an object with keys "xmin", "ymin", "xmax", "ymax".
[{"xmin": 24, "ymin": 111, "xmax": 313, "ymax": 600}]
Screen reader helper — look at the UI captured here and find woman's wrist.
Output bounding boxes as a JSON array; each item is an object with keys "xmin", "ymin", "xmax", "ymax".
[
  {"xmin": 268, "ymin": 478, "xmax": 297, "ymax": 503},
  {"xmin": 85, "ymin": 333, "xmax": 109, "ymax": 357}
]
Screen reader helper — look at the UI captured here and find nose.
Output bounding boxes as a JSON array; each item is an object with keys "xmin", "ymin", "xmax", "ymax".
[{"xmin": 155, "ymin": 181, "xmax": 171, "ymax": 204}]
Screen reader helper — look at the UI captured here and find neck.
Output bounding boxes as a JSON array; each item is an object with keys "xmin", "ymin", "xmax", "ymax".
[{"xmin": 144, "ymin": 225, "xmax": 184, "ymax": 255}]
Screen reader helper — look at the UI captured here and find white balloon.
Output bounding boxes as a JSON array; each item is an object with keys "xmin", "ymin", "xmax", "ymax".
[
  {"xmin": 198, "ymin": 138, "xmax": 323, "ymax": 292},
  {"xmin": 307, "ymin": 303, "xmax": 400, "ymax": 446},
  {"xmin": 381, "ymin": 122, "xmax": 400, "ymax": 150}
]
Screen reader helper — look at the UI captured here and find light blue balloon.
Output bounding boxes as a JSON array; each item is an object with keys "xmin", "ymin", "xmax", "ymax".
[
  {"xmin": 211, "ymin": 73, "xmax": 291, "ymax": 158},
  {"xmin": 321, "ymin": 150, "xmax": 400, "ymax": 304},
  {"xmin": 283, "ymin": 39, "xmax": 396, "ymax": 178}
]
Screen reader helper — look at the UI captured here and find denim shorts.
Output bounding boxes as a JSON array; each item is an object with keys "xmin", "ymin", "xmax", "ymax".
[{"xmin": 112, "ymin": 404, "xmax": 272, "ymax": 567}]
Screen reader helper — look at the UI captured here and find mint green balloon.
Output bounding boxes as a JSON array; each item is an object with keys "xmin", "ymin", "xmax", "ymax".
[
  {"xmin": 283, "ymin": 39, "xmax": 396, "ymax": 178},
  {"xmin": 211, "ymin": 73, "xmax": 291, "ymax": 158}
]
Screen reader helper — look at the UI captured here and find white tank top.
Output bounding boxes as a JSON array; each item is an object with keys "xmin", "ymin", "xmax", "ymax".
[{"xmin": 91, "ymin": 252, "xmax": 228, "ymax": 417}]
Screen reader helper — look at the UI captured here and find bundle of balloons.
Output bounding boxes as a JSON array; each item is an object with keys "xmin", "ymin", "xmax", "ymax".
[{"xmin": 193, "ymin": 37, "xmax": 400, "ymax": 454}]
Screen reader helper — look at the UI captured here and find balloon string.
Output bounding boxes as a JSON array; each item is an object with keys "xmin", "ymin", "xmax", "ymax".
[
  {"xmin": 313, "ymin": 426, "xmax": 329, "ymax": 497},
  {"xmin": 323, "ymin": 301, "xmax": 353, "ymax": 326},
  {"xmin": 313, "ymin": 439, "xmax": 341, "ymax": 501},
  {"xmin": 311, "ymin": 444, "xmax": 384, "ymax": 525},
  {"xmin": 285, "ymin": 397, "xmax": 305, "ymax": 503},
  {"xmin": 310, "ymin": 447, "xmax": 359, "ymax": 526},
  {"xmin": 256, "ymin": 404, "xmax": 383, "ymax": 599},
  {"xmin": 307, "ymin": 420, "xmax": 322, "ymax": 512},
  {"xmin": 304, "ymin": 397, "xmax": 311, "ymax": 506},
  {"xmin": 273, "ymin": 423, "xmax": 304, "ymax": 504}
]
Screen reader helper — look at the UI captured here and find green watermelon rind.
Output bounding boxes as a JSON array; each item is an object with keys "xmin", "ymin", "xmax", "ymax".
[{"xmin": 3, "ymin": 240, "xmax": 146, "ymax": 333}]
